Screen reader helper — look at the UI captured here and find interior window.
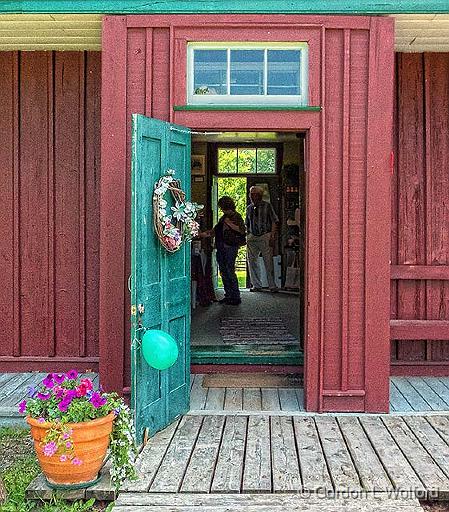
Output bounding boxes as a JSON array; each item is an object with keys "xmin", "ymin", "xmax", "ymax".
[
  {"xmin": 188, "ymin": 43, "xmax": 308, "ymax": 105},
  {"xmin": 218, "ymin": 147, "xmax": 277, "ymax": 174}
]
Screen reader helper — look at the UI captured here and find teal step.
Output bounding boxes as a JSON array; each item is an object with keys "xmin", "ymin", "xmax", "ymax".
[{"xmin": 191, "ymin": 345, "xmax": 304, "ymax": 365}]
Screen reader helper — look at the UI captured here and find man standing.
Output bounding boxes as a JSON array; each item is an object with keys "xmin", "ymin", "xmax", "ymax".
[{"xmin": 245, "ymin": 186, "xmax": 279, "ymax": 292}]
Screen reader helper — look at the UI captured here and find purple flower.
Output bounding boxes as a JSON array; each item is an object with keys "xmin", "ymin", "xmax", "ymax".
[
  {"xmin": 65, "ymin": 441, "xmax": 72, "ymax": 449},
  {"xmin": 58, "ymin": 400, "xmax": 70, "ymax": 412},
  {"xmin": 63, "ymin": 432, "xmax": 71, "ymax": 440},
  {"xmin": 90, "ymin": 392, "xmax": 107, "ymax": 408},
  {"xmin": 38, "ymin": 417, "xmax": 45, "ymax": 423},
  {"xmin": 27, "ymin": 386, "xmax": 37, "ymax": 398},
  {"xmin": 59, "ymin": 455, "xmax": 68, "ymax": 462},
  {"xmin": 65, "ymin": 389, "xmax": 77, "ymax": 401},
  {"xmin": 37, "ymin": 392, "xmax": 51, "ymax": 401},
  {"xmin": 43, "ymin": 441, "xmax": 57, "ymax": 456},
  {"xmin": 66, "ymin": 369, "xmax": 78, "ymax": 380},
  {"xmin": 52, "ymin": 373, "xmax": 65, "ymax": 384},
  {"xmin": 18, "ymin": 400, "xmax": 27, "ymax": 414},
  {"xmin": 71, "ymin": 457, "xmax": 82, "ymax": 465},
  {"xmin": 42, "ymin": 374, "xmax": 54, "ymax": 388}
]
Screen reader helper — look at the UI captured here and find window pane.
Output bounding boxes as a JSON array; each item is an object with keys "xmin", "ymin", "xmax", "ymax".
[
  {"xmin": 267, "ymin": 50, "xmax": 301, "ymax": 96},
  {"xmin": 218, "ymin": 149, "xmax": 238, "ymax": 173},
  {"xmin": 194, "ymin": 50, "xmax": 227, "ymax": 95},
  {"xmin": 230, "ymin": 50, "xmax": 264, "ymax": 96},
  {"xmin": 257, "ymin": 148, "xmax": 276, "ymax": 173},
  {"xmin": 238, "ymin": 149, "xmax": 257, "ymax": 173}
]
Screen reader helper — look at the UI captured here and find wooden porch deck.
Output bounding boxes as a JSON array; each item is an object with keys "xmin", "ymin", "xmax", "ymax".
[
  {"xmin": 1, "ymin": 373, "xmax": 449, "ymax": 425},
  {"xmin": 120, "ymin": 413, "xmax": 449, "ymax": 500},
  {"xmin": 190, "ymin": 374, "xmax": 449, "ymax": 414},
  {"xmin": 2, "ymin": 372, "xmax": 447, "ymax": 507}
]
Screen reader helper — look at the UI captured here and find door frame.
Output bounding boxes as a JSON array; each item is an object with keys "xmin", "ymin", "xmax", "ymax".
[{"xmin": 99, "ymin": 14, "xmax": 393, "ymax": 413}]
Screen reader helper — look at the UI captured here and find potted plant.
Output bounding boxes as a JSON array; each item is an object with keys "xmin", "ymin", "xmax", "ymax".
[{"xmin": 18, "ymin": 370, "xmax": 137, "ymax": 490}]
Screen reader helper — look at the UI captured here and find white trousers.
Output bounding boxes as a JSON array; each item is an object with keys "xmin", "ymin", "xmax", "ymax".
[{"xmin": 246, "ymin": 233, "xmax": 276, "ymax": 289}]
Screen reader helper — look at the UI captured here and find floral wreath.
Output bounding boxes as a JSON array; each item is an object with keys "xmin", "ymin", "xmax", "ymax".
[{"xmin": 153, "ymin": 169, "xmax": 203, "ymax": 252}]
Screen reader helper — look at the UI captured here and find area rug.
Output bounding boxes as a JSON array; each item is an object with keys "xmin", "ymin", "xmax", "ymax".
[
  {"xmin": 202, "ymin": 373, "xmax": 303, "ymax": 389},
  {"xmin": 219, "ymin": 317, "xmax": 298, "ymax": 345}
]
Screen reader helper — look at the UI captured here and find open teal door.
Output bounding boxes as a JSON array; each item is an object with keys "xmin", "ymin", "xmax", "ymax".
[{"xmin": 130, "ymin": 114, "xmax": 191, "ymax": 441}]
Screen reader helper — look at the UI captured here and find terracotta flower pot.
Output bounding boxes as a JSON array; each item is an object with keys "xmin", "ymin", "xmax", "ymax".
[{"xmin": 27, "ymin": 412, "xmax": 115, "ymax": 488}]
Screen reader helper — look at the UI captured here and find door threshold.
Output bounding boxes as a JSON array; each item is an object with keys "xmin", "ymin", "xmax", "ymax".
[{"xmin": 191, "ymin": 345, "xmax": 303, "ymax": 365}]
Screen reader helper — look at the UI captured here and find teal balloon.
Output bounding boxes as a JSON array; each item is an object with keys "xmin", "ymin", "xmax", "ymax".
[{"xmin": 141, "ymin": 330, "xmax": 179, "ymax": 370}]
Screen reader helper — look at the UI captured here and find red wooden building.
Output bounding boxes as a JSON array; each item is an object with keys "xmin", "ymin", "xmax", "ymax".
[{"xmin": 0, "ymin": 7, "xmax": 448, "ymax": 419}]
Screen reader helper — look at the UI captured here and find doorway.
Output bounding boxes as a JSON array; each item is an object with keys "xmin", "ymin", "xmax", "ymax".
[{"xmin": 190, "ymin": 132, "xmax": 305, "ymax": 368}]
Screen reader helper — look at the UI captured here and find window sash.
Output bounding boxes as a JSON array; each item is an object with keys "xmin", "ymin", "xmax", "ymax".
[{"xmin": 188, "ymin": 43, "xmax": 308, "ymax": 105}]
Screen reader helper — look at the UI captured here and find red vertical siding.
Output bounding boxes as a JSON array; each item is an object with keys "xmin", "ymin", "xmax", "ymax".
[
  {"xmin": 0, "ymin": 51, "xmax": 101, "ymax": 371},
  {"xmin": 101, "ymin": 14, "xmax": 393, "ymax": 411},
  {"xmin": 391, "ymin": 53, "xmax": 449, "ymax": 372}
]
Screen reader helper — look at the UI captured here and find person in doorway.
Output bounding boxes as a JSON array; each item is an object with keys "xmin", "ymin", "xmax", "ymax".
[
  {"xmin": 201, "ymin": 196, "xmax": 246, "ymax": 305},
  {"xmin": 245, "ymin": 186, "xmax": 279, "ymax": 292}
]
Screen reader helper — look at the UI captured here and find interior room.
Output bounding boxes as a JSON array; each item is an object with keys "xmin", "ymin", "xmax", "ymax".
[{"xmin": 190, "ymin": 132, "xmax": 306, "ymax": 366}]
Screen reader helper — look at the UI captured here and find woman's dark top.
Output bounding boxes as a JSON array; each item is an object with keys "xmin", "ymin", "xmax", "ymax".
[{"xmin": 214, "ymin": 211, "xmax": 246, "ymax": 249}]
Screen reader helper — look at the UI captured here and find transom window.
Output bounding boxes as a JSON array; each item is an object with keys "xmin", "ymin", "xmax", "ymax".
[
  {"xmin": 187, "ymin": 43, "xmax": 308, "ymax": 105},
  {"xmin": 218, "ymin": 147, "xmax": 277, "ymax": 174}
]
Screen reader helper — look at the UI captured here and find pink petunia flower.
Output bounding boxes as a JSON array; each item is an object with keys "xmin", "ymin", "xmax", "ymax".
[
  {"xmin": 43, "ymin": 441, "xmax": 57, "ymax": 457},
  {"xmin": 37, "ymin": 392, "xmax": 51, "ymax": 401},
  {"xmin": 66, "ymin": 369, "xmax": 78, "ymax": 380},
  {"xmin": 18, "ymin": 400, "xmax": 27, "ymax": 414},
  {"xmin": 52, "ymin": 373, "xmax": 65, "ymax": 384},
  {"xmin": 58, "ymin": 400, "xmax": 69, "ymax": 412},
  {"xmin": 42, "ymin": 374, "xmax": 54, "ymax": 388}
]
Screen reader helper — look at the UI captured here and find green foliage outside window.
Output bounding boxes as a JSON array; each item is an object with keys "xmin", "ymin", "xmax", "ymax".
[{"xmin": 218, "ymin": 147, "xmax": 276, "ymax": 174}]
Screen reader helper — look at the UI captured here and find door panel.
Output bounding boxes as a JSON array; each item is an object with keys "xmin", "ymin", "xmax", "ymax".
[{"xmin": 131, "ymin": 114, "xmax": 191, "ymax": 441}]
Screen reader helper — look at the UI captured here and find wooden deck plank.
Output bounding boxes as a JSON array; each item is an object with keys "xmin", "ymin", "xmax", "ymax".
[
  {"xmin": 0, "ymin": 373, "xmax": 36, "ymax": 402},
  {"xmin": 403, "ymin": 416, "xmax": 449, "ymax": 481},
  {"xmin": 0, "ymin": 373, "xmax": 16, "ymax": 387},
  {"xmin": 1, "ymin": 372, "xmax": 46, "ymax": 407},
  {"xmin": 389, "ymin": 380, "xmax": 414, "ymax": 412},
  {"xmin": 406, "ymin": 377, "xmax": 449, "ymax": 411},
  {"xmin": 122, "ymin": 420, "xmax": 180, "ymax": 492},
  {"xmin": 314, "ymin": 416, "xmax": 361, "ymax": 492},
  {"xmin": 337, "ymin": 417, "xmax": 392, "ymax": 491},
  {"xmin": 427, "ymin": 415, "xmax": 449, "ymax": 445},
  {"xmin": 150, "ymin": 416, "xmax": 203, "ymax": 493},
  {"xmin": 211, "ymin": 416, "xmax": 247, "ymax": 493},
  {"xmin": 242, "ymin": 415, "xmax": 271, "ymax": 493},
  {"xmin": 359, "ymin": 416, "xmax": 424, "ymax": 492},
  {"xmin": 295, "ymin": 388, "xmax": 305, "ymax": 411},
  {"xmin": 115, "ymin": 493, "xmax": 424, "ymax": 511},
  {"xmin": 181, "ymin": 416, "xmax": 225, "ymax": 493},
  {"xmin": 420, "ymin": 378, "xmax": 449, "ymax": 408},
  {"xmin": 190, "ymin": 375, "xmax": 208, "ymax": 410},
  {"xmin": 278, "ymin": 389, "xmax": 299, "ymax": 411},
  {"xmin": 392, "ymin": 378, "xmax": 432, "ymax": 411},
  {"xmin": 270, "ymin": 416, "xmax": 301, "ymax": 492},
  {"xmin": 224, "ymin": 388, "xmax": 243, "ymax": 411},
  {"xmin": 382, "ymin": 416, "xmax": 449, "ymax": 493},
  {"xmin": 261, "ymin": 389, "xmax": 281, "ymax": 411},
  {"xmin": 293, "ymin": 417, "xmax": 333, "ymax": 493},
  {"xmin": 243, "ymin": 388, "xmax": 262, "ymax": 410},
  {"xmin": 204, "ymin": 388, "xmax": 225, "ymax": 411}
]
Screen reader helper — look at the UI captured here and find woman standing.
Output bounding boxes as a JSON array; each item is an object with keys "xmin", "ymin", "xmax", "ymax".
[{"xmin": 204, "ymin": 196, "xmax": 246, "ymax": 305}]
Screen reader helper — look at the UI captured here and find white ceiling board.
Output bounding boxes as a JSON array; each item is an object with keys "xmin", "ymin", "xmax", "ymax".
[{"xmin": 0, "ymin": 14, "xmax": 448, "ymax": 52}]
